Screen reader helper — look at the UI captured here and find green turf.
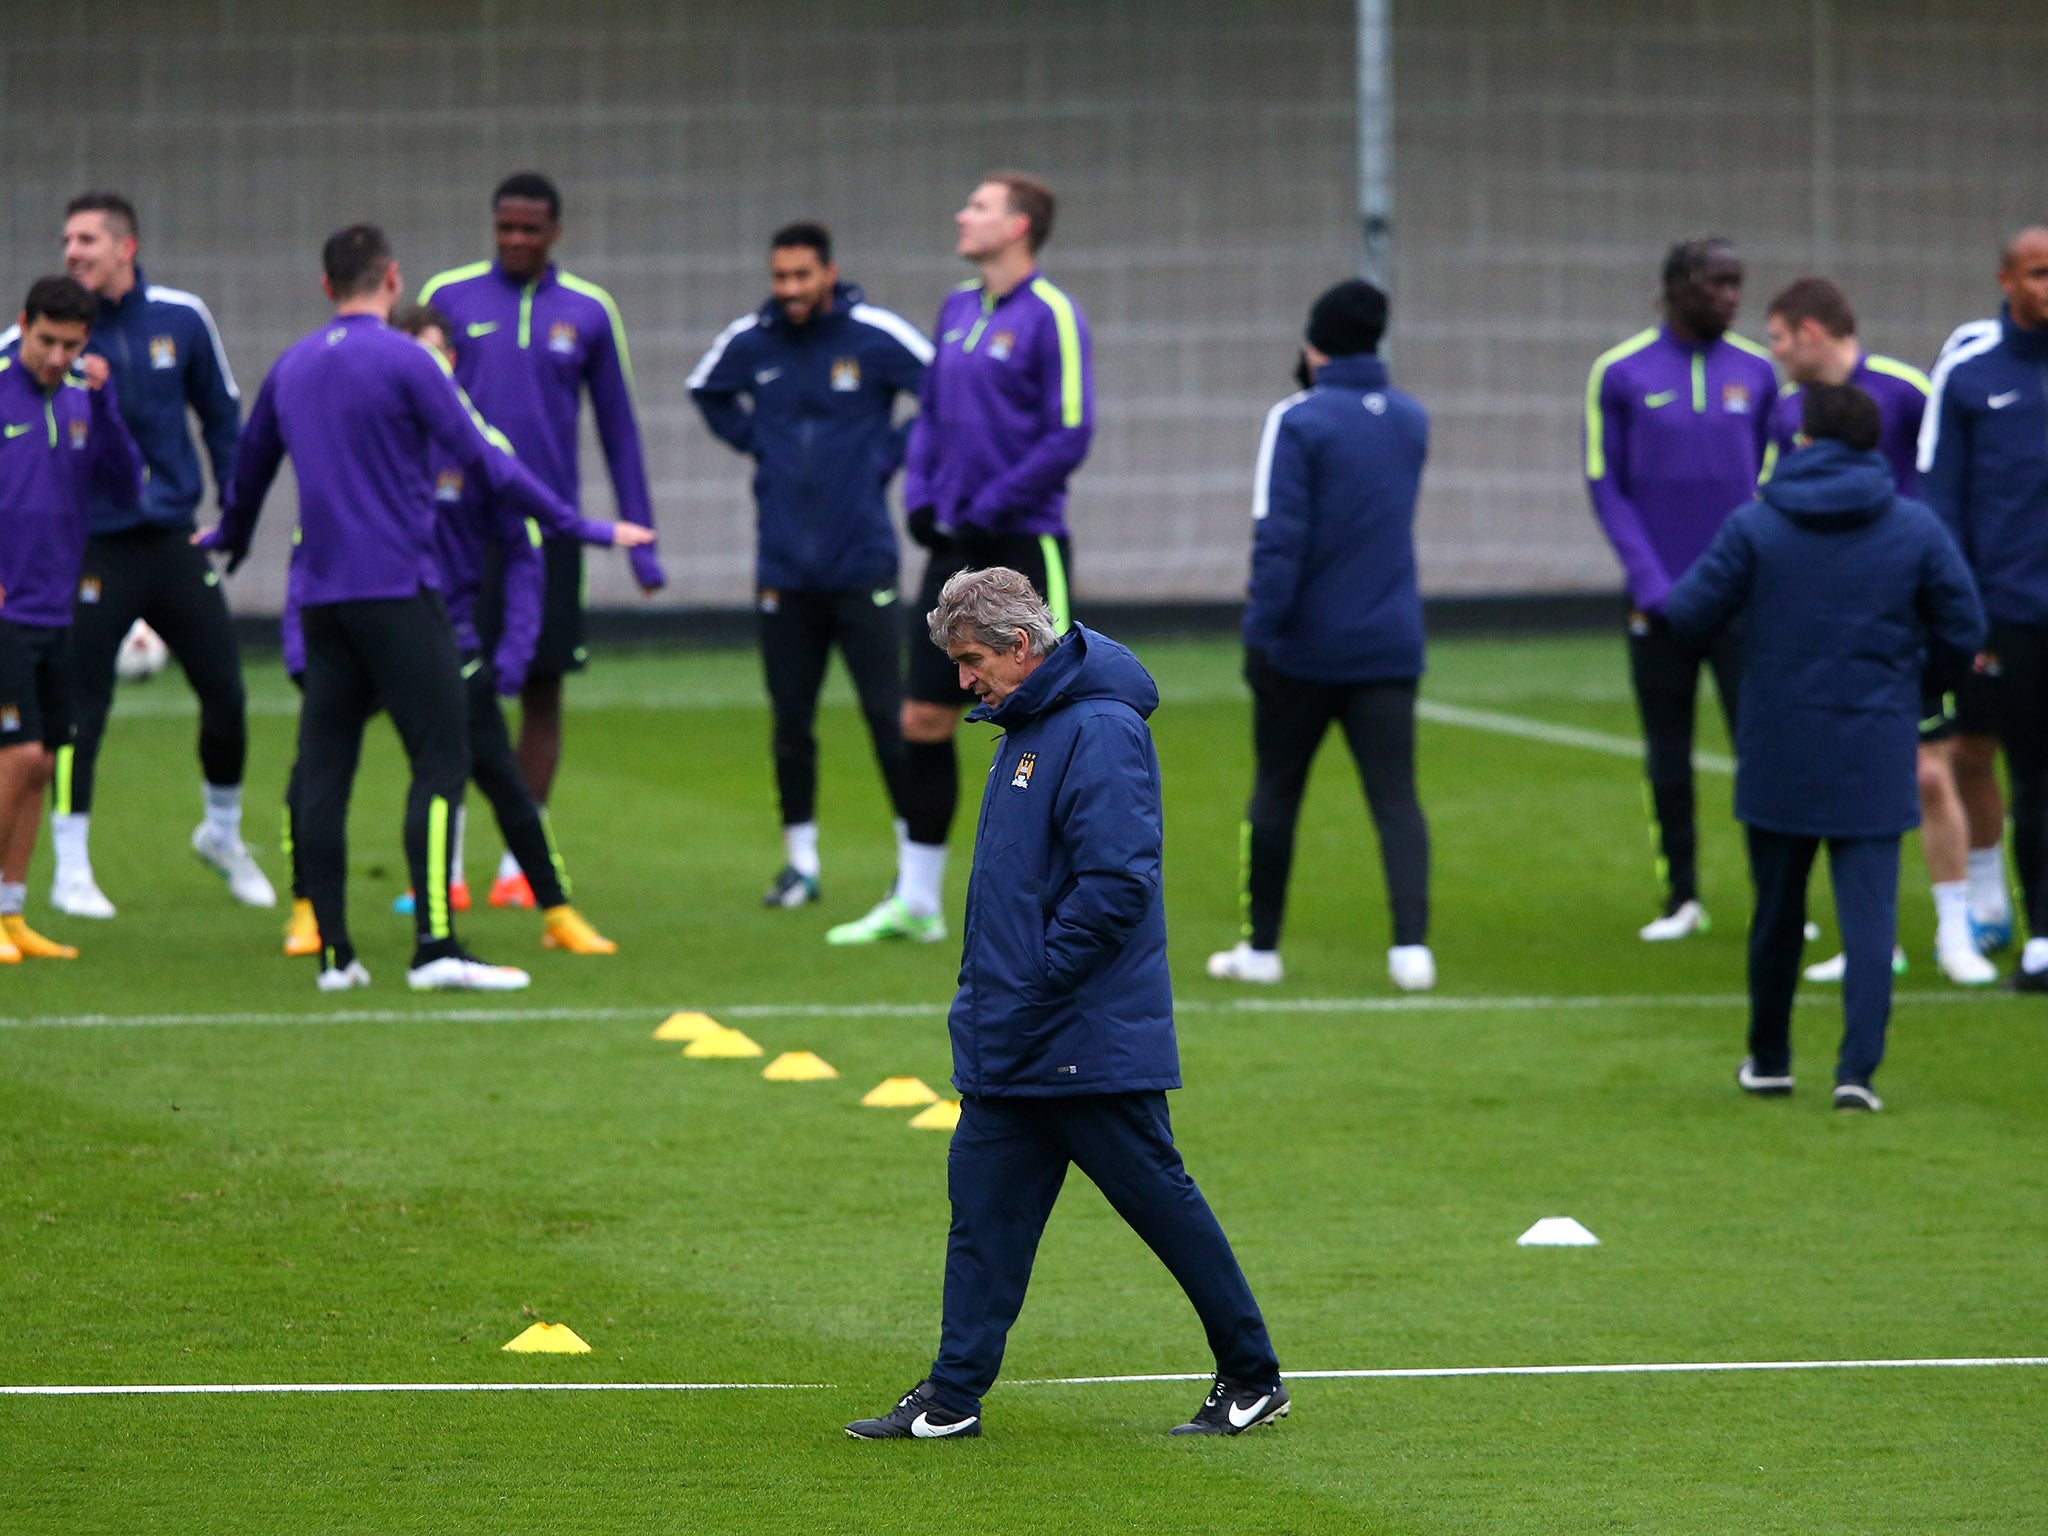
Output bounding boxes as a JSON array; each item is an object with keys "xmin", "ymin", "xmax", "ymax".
[{"xmin": 4, "ymin": 634, "xmax": 2044, "ymax": 1534}]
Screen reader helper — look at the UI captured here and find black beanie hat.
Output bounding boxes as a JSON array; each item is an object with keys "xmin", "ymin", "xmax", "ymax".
[{"xmin": 1306, "ymin": 279, "xmax": 1388, "ymax": 357}]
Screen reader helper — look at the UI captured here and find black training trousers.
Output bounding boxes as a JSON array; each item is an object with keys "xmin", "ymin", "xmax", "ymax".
[
  {"xmin": 1985, "ymin": 620, "xmax": 2048, "ymax": 938},
  {"xmin": 1242, "ymin": 656, "xmax": 1430, "ymax": 950},
  {"xmin": 461, "ymin": 649, "xmax": 569, "ymax": 909},
  {"xmin": 66, "ymin": 526, "xmax": 247, "ymax": 816},
  {"xmin": 1627, "ymin": 610, "xmax": 1741, "ymax": 906},
  {"xmin": 296, "ymin": 592, "xmax": 469, "ymax": 966},
  {"xmin": 758, "ymin": 587, "xmax": 908, "ymax": 828}
]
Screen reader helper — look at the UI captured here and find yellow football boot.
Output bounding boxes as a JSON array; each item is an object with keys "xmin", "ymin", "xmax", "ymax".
[
  {"xmin": 283, "ymin": 898, "xmax": 321, "ymax": 958},
  {"xmin": 541, "ymin": 905, "xmax": 618, "ymax": 955},
  {"xmin": 5, "ymin": 914, "xmax": 78, "ymax": 959}
]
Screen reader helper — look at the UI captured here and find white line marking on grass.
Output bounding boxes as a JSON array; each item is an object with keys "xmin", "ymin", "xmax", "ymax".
[
  {"xmin": 1018, "ymin": 1356, "xmax": 2048, "ymax": 1386},
  {"xmin": 9, "ymin": 1357, "xmax": 2044, "ymax": 1399},
  {"xmin": 0, "ymin": 990, "xmax": 2007, "ymax": 1032},
  {"xmin": 123, "ymin": 686, "xmax": 1709, "ymax": 773},
  {"xmin": 1416, "ymin": 700, "xmax": 1733, "ymax": 775},
  {"xmin": 0, "ymin": 1381, "xmax": 829, "ymax": 1398}
]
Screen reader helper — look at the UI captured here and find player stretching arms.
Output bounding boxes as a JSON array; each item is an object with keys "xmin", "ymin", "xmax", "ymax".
[
  {"xmin": 827, "ymin": 173, "xmax": 1094, "ymax": 946},
  {"xmin": 1584, "ymin": 237, "xmax": 1777, "ymax": 941},
  {"xmin": 689, "ymin": 222, "xmax": 931, "ymax": 908},
  {"xmin": 0, "ymin": 277, "xmax": 143, "ymax": 962},
  {"xmin": 203, "ymin": 227, "xmax": 614, "ymax": 992},
  {"xmin": 1761, "ymin": 278, "xmax": 1995, "ymax": 987},
  {"xmin": 275, "ymin": 303, "xmax": 649, "ymax": 960},
  {"xmin": 420, "ymin": 173, "xmax": 663, "ymax": 909}
]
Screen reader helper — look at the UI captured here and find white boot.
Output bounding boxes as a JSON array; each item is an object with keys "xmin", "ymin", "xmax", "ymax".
[
  {"xmin": 1387, "ymin": 944, "xmax": 1436, "ymax": 992},
  {"xmin": 1205, "ymin": 942, "xmax": 1282, "ymax": 984}
]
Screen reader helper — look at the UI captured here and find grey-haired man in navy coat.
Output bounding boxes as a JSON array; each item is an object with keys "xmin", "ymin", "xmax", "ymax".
[{"xmin": 846, "ymin": 567, "xmax": 1284, "ymax": 1440}]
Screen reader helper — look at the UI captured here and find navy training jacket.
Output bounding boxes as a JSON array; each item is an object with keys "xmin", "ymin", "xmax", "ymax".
[
  {"xmin": 1243, "ymin": 353, "xmax": 1428, "ymax": 682},
  {"xmin": 1918, "ymin": 307, "xmax": 2048, "ymax": 626},
  {"xmin": 4, "ymin": 266, "xmax": 242, "ymax": 535},
  {"xmin": 1666, "ymin": 439, "xmax": 1985, "ymax": 839},
  {"xmin": 948, "ymin": 624, "xmax": 1180, "ymax": 1098},
  {"xmin": 688, "ymin": 282, "xmax": 931, "ymax": 592}
]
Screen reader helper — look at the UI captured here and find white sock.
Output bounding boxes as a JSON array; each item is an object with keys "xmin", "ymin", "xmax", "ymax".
[
  {"xmin": 783, "ymin": 821, "xmax": 821, "ymax": 880},
  {"xmin": 498, "ymin": 849, "xmax": 521, "ymax": 882},
  {"xmin": 203, "ymin": 783, "xmax": 243, "ymax": 842},
  {"xmin": 2023, "ymin": 937, "xmax": 2048, "ymax": 976},
  {"xmin": 452, "ymin": 805, "xmax": 468, "ymax": 885},
  {"xmin": 52, "ymin": 813, "xmax": 90, "ymax": 880},
  {"xmin": 0, "ymin": 882, "xmax": 24, "ymax": 917},
  {"xmin": 897, "ymin": 840, "xmax": 948, "ymax": 919},
  {"xmin": 1932, "ymin": 880, "xmax": 1972, "ymax": 952},
  {"xmin": 1967, "ymin": 844, "xmax": 2010, "ymax": 922}
]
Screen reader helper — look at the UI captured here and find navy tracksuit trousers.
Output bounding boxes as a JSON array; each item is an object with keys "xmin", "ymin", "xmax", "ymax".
[
  {"xmin": 927, "ymin": 1091, "xmax": 1280, "ymax": 1416},
  {"xmin": 1745, "ymin": 826, "xmax": 1900, "ymax": 1088}
]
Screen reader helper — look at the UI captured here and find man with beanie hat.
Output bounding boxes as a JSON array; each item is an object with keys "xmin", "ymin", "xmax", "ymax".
[
  {"xmin": 1208, "ymin": 279, "xmax": 1435, "ymax": 991},
  {"xmin": 1665, "ymin": 384, "xmax": 1984, "ymax": 1110}
]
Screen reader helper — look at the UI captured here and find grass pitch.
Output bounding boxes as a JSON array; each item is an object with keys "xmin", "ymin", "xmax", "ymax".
[{"xmin": 3, "ymin": 633, "xmax": 2044, "ymax": 1534}]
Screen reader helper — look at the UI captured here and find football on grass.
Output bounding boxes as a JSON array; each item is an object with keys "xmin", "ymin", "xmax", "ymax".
[{"xmin": 115, "ymin": 619, "xmax": 170, "ymax": 683}]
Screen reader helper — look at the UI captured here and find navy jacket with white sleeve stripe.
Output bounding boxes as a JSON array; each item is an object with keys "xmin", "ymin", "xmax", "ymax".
[
  {"xmin": 688, "ymin": 282, "xmax": 930, "ymax": 593},
  {"xmin": 1917, "ymin": 307, "xmax": 2048, "ymax": 625},
  {"xmin": 1242, "ymin": 353, "xmax": 1428, "ymax": 682}
]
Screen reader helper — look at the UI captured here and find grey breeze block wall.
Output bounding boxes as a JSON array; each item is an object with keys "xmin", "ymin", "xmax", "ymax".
[{"xmin": 1, "ymin": 0, "xmax": 2041, "ymax": 614}]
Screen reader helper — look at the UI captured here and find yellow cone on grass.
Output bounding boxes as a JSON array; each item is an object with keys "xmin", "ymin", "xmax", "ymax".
[
  {"xmin": 908, "ymin": 1099, "xmax": 961, "ymax": 1131},
  {"xmin": 502, "ymin": 1322, "xmax": 592, "ymax": 1353},
  {"xmin": 763, "ymin": 1050, "xmax": 838, "ymax": 1081},
  {"xmin": 653, "ymin": 1011, "xmax": 720, "ymax": 1042},
  {"xmin": 684, "ymin": 1026, "xmax": 764, "ymax": 1059},
  {"xmin": 862, "ymin": 1076, "xmax": 941, "ymax": 1108}
]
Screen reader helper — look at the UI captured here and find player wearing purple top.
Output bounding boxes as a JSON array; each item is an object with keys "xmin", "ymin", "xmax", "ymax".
[
  {"xmin": 1584, "ymin": 237, "xmax": 1778, "ymax": 942},
  {"xmin": 202, "ymin": 226, "xmax": 621, "ymax": 993},
  {"xmin": 0, "ymin": 277, "xmax": 144, "ymax": 964},
  {"xmin": 1760, "ymin": 278, "xmax": 1995, "ymax": 988},
  {"xmin": 272, "ymin": 302, "xmax": 646, "ymax": 964},
  {"xmin": 827, "ymin": 172, "xmax": 1094, "ymax": 947},
  {"xmin": 419, "ymin": 173, "xmax": 663, "ymax": 912}
]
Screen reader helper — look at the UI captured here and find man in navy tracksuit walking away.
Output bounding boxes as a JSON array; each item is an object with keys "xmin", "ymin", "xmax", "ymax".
[
  {"xmin": 1208, "ymin": 279, "xmax": 1434, "ymax": 992},
  {"xmin": 847, "ymin": 568, "xmax": 1284, "ymax": 1440},
  {"xmin": 1666, "ymin": 386, "xmax": 1984, "ymax": 1111},
  {"xmin": 688, "ymin": 222, "xmax": 931, "ymax": 910}
]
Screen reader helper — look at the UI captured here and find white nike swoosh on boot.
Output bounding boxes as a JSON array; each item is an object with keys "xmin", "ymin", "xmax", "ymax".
[
  {"xmin": 1227, "ymin": 1394, "xmax": 1272, "ymax": 1429},
  {"xmin": 910, "ymin": 1411, "xmax": 977, "ymax": 1437}
]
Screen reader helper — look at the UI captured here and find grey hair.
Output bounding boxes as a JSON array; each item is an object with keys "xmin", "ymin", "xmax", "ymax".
[{"xmin": 927, "ymin": 566, "xmax": 1060, "ymax": 657}]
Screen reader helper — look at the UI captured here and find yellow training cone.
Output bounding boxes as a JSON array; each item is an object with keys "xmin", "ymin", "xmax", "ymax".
[
  {"xmin": 684, "ymin": 1026, "xmax": 764, "ymax": 1059},
  {"xmin": 502, "ymin": 1322, "xmax": 592, "ymax": 1354},
  {"xmin": 763, "ymin": 1050, "xmax": 838, "ymax": 1082},
  {"xmin": 862, "ymin": 1076, "xmax": 940, "ymax": 1108},
  {"xmin": 653, "ymin": 1011, "xmax": 719, "ymax": 1041},
  {"xmin": 908, "ymin": 1099, "xmax": 961, "ymax": 1131}
]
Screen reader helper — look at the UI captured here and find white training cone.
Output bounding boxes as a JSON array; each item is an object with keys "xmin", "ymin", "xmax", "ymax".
[{"xmin": 1517, "ymin": 1217, "xmax": 1600, "ymax": 1247}]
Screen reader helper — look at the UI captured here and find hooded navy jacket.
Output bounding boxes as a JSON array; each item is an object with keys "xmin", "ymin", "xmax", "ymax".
[
  {"xmin": 1243, "ymin": 353, "xmax": 1428, "ymax": 682},
  {"xmin": 949, "ymin": 624, "xmax": 1180, "ymax": 1098},
  {"xmin": 688, "ymin": 282, "xmax": 931, "ymax": 592},
  {"xmin": 1666, "ymin": 439, "xmax": 1985, "ymax": 839},
  {"xmin": 1918, "ymin": 307, "xmax": 2048, "ymax": 625},
  {"xmin": 5, "ymin": 266, "xmax": 241, "ymax": 535}
]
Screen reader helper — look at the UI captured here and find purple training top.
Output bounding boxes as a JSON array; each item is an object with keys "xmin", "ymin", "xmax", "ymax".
[
  {"xmin": 902, "ymin": 270, "xmax": 1094, "ymax": 538},
  {"xmin": 419, "ymin": 260, "xmax": 662, "ymax": 590},
  {"xmin": 0, "ymin": 360, "xmax": 143, "ymax": 628},
  {"xmin": 220, "ymin": 314, "xmax": 594, "ymax": 609},
  {"xmin": 1764, "ymin": 352, "xmax": 1930, "ymax": 497},
  {"xmin": 1584, "ymin": 325, "xmax": 1780, "ymax": 612}
]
